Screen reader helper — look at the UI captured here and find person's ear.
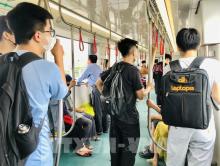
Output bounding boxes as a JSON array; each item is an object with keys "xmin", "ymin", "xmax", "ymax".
[
  {"xmin": 33, "ymin": 31, "xmax": 42, "ymax": 43},
  {"xmin": 177, "ymin": 46, "xmax": 181, "ymax": 52},
  {"xmin": 2, "ymin": 31, "xmax": 10, "ymax": 40},
  {"xmin": 197, "ymin": 43, "xmax": 201, "ymax": 50}
]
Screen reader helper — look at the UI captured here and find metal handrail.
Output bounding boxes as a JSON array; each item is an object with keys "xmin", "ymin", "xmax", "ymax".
[
  {"xmin": 50, "ymin": 1, "xmax": 148, "ymax": 52},
  {"xmin": 57, "ymin": 1, "xmax": 76, "ymax": 138},
  {"xmin": 146, "ymin": 0, "xmax": 167, "ymax": 152},
  {"xmin": 37, "ymin": 0, "xmax": 66, "ymax": 165}
]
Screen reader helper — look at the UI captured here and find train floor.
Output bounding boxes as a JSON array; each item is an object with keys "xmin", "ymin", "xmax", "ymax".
[{"xmin": 59, "ymin": 92, "xmax": 166, "ymax": 166}]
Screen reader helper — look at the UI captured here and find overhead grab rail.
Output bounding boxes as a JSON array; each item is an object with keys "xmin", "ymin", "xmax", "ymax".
[
  {"xmin": 79, "ymin": 28, "xmax": 84, "ymax": 51},
  {"xmin": 93, "ymin": 34, "xmax": 97, "ymax": 54},
  {"xmin": 50, "ymin": 1, "xmax": 147, "ymax": 53},
  {"xmin": 146, "ymin": 0, "xmax": 167, "ymax": 152}
]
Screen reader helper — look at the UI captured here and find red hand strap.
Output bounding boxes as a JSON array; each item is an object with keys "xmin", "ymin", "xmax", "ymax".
[
  {"xmin": 115, "ymin": 43, "xmax": 118, "ymax": 57},
  {"xmin": 93, "ymin": 35, "xmax": 97, "ymax": 54},
  {"xmin": 107, "ymin": 40, "xmax": 110, "ymax": 56},
  {"xmin": 155, "ymin": 31, "xmax": 159, "ymax": 48},
  {"xmin": 79, "ymin": 30, "xmax": 84, "ymax": 51},
  {"xmin": 160, "ymin": 37, "xmax": 163, "ymax": 55}
]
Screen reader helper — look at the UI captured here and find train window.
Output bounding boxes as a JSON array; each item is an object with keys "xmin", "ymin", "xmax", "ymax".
[
  {"xmin": 47, "ymin": 36, "xmax": 89, "ymax": 79},
  {"xmin": 108, "ymin": 49, "xmax": 116, "ymax": 66}
]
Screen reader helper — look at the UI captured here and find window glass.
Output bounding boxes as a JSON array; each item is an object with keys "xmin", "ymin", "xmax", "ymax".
[{"xmin": 47, "ymin": 36, "xmax": 88, "ymax": 79}]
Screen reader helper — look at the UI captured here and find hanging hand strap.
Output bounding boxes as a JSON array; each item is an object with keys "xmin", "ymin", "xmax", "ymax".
[
  {"xmin": 160, "ymin": 37, "xmax": 162, "ymax": 55},
  {"xmin": 107, "ymin": 39, "xmax": 110, "ymax": 56},
  {"xmin": 115, "ymin": 43, "xmax": 118, "ymax": 57},
  {"xmin": 155, "ymin": 31, "xmax": 159, "ymax": 48},
  {"xmin": 79, "ymin": 30, "xmax": 84, "ymax": 51},
  {"xmin": 93, "ymin": 35, "xmax": 97, "ymax": 54}
]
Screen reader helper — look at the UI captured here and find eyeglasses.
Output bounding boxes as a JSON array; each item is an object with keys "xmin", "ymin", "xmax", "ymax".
[{"xmin": 42, "ymin": 29, "xmax": 56, "ymax": 37}]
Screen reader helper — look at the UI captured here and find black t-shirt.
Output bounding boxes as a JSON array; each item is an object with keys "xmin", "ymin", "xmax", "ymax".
[{"xmin": 100, "ymin": 62, "xmax": 143, "ymax": 124}]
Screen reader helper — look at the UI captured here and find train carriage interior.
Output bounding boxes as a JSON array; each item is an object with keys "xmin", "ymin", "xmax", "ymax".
[{"xmin": 0, "ymin": 0, "xmax": 220, "ymax": 166}]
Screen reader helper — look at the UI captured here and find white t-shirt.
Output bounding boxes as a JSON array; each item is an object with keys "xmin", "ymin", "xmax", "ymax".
[{"xmin": 163, "ymin": 57, "xmax": 220, "ymax": 128}]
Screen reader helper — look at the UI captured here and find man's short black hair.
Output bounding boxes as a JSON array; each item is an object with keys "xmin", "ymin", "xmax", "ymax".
[
  {"xmin": 89, "ymin": 55, "xmax": 97, "ymax": 63},
  {"xmin": 176, "ymin": 28, "xmax": 200, "ymax": 52},
  {"xmin": 165, "ymin": 54, "xmax": 172, "ymax": 61},
  {"xmin": 117, "ymin": 38, "xmax": 138, "ymax": 57},
  {"xmin": 6, "ymin": 2, "xmax": 53, "ymax": 44},
  {"xmin": 141, "ymin": 60, "xmax": 146, "ymax": 64},
  {"xmin": 0, "ymin": 16, "xmax": 12, "ymax": 41},
  {"xmin": 155, "ymin": 59, "xmax": 158, "ymax": 64}
]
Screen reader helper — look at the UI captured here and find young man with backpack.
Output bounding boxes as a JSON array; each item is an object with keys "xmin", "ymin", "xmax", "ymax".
[
  {"xmin": 4, "ymin": 2, "xmax": 68, "ymax": 166},
  {"xmin": 0, "ymin": 16, "xmax": 16, "ymax": 54},
  {"xmin": 163, "ymin": 28, "xmax": 220, "ymax": 166},
  {"xmin": 95, "ymin": 38, "xmax": 155, "ymax": 166}
]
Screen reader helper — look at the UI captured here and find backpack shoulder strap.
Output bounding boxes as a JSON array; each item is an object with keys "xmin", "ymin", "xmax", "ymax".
[
  {"xmin": 16, "ymin": 52, "xmax": 42, "ymax": 68},
  {"xmin": 189, "ymin": 57, "xmax": 206, "ymax": 69},
  {"xmin": 169, "ymin": 60, "xmax": 182, "ymax": 71},
  {"xmin": 211, "ymin": 97, "xmax": 219, "ymax": 111}
]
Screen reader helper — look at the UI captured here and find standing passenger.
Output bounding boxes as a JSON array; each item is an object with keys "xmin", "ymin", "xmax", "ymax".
[
  {"xmin": 103, "ymin": 59, "xmax": 110, "ymax": 71},
  {"xmin": 77, "ymin": 55, "xmax": 109, "ymax": 134},
  {"xmin": 0, "ymin": 16, "xmax": 16, "ymax": 54},
  {"xmin": 95, "ymin": 38, "xmax": 155, "ymax": 166},
  {"xmin": 165, "ymin": 28, "xmax": 220, "ymax": 166},
  {"xmin": 6, "ymin": 2, "xmax": 68, "ymax": 166},
  {"xmin": 141, "ymin": 60, "xmax": 147, "ymax": 89}
]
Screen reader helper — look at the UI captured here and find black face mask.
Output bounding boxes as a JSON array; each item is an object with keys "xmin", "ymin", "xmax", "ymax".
[{"xmin": 8, "ymin": 39, "xmax": 16, "ymax": 46}]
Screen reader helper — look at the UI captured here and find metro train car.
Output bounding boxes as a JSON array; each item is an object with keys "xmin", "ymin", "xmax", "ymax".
[{"xmin": 0, "ymin": 0, "xmax": 219, "ymax": 166}]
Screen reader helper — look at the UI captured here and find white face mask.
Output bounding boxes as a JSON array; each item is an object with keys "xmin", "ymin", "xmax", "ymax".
[{"xmin": 40, "ymin": 32, "xmax": 56, "ymax": 51}]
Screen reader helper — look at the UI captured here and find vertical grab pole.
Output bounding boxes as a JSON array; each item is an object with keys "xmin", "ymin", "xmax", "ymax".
[
  {"xmin": 57, "ymin": 3, "xmax": 76, "ymax": 138},
  {"xmin": 54, "ymin": 100, "xmax": 63, "ymax": 166},
  {"xmin": 70, "ymin": 24, "xmax": 76, "ymax": 133},
  {"xmin": 147, "ymin": 19, "xmax": 167, "ymax": 152}
]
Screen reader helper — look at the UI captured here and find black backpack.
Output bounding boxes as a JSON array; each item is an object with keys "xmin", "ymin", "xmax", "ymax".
[
  {"xmin": 0, "ymin": 52, "xmax": 44, "ymax": 166},
  {"xmin": 161, "ymin": 57, "xmax": 219, "ymax": 129},
  {"xmin": 100, "ymin": 63, "xmax": 131, "ymax": 118}
]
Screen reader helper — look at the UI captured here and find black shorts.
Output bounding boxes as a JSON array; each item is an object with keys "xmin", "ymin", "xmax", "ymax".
[{"xmin": 153, "ymin": 120, "xmax": 162, "ymax": 128}]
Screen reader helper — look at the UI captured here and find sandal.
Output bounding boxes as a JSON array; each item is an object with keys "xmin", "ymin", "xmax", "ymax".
[
  {"xmin": 76, "ymin": 152, "xmax": 92, "ymax": 157},
  {"xmin": 91, "ymin": 136, "xmax": 101, "ymax": 141},
  {"xmin": 85, "ymin": 145, "xmax": 94, "ymax": 150}
]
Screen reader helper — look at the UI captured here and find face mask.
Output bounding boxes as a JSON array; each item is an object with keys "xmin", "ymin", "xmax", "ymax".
[
  {"xmin": 40, "ymin": 32, "xmax": 56, "ymax": 51},
  {"xmin": 8, "ymin": 39, "xmax": 16, "ymax": 46}
]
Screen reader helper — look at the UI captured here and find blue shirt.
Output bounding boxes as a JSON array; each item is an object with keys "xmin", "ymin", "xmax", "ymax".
[
  {"xmin": 77, "ymin": 63, "xmax": 102, "ymax": 87},
  {"xmin": 15, "ymin": 50, "xmax": 68, "ymax": 166}
]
